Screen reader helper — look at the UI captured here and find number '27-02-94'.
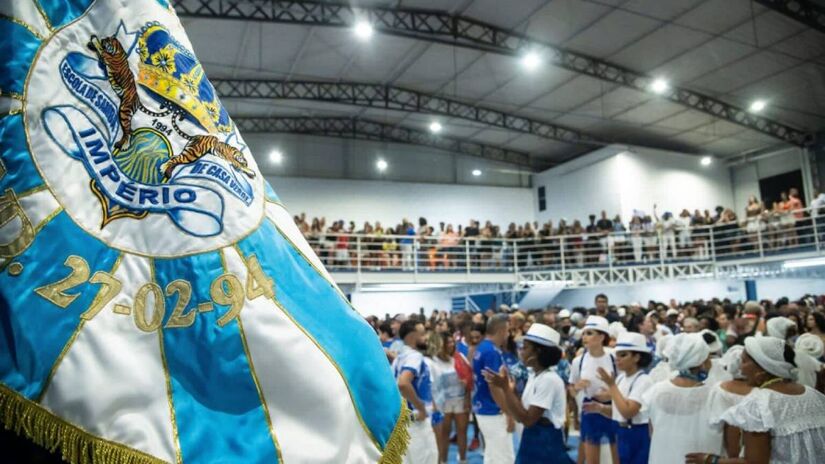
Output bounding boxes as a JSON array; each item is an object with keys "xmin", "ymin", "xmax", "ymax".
[{"xmin": 33, "ymin": 254, "xmax": 275, "ymax": 332}]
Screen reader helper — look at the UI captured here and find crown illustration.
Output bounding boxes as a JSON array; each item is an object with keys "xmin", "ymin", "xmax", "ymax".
[{"xmin": 136, "ymin": 23, "xmax": 232, "ymax": 134}]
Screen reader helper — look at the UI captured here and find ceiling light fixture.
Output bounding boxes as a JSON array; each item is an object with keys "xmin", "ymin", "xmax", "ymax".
[
  {"xmin": 376, "ymin": 158, "xmax": 388, "ymax": 172},
  {"xmin": 521, "ymin": 51, "xmax": 541, "ymax": 71},
  {"xmin": 269, "ymin": 150, "xmax": 283, "ymax": 164},
  {"xmin": 749, "ymin": 100, "xmax": 766, "ymax": 113},
  {"xmin": 650, "ymin": 78, "xmax": 669, "ymax": 94},
  {"xmin": 472, "ymin": 169, "xmax": 482, "ymax": 176},
  {"xmin": 429, "ymin": 121, "xmax": 443, "ymax": 134},
  {"xmin": 700, "ymin": 156, "xmax": 712, "ymax": 166},
  {"xmin": 354, "ymin": 21, "xmax": 374, "ymax": 41}
]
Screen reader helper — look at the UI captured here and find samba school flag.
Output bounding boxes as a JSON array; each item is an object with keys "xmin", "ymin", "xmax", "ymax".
[{"xmin": 0, "ymin": 1, "xmax": 408, "ymax": 462}]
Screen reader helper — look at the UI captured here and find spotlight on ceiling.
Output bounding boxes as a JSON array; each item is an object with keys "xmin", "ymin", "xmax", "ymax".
[
  {"xmin": 521, "ymin": 51, "xmax": 541, "ymax": 71},
  {"xmin": 650, "ymin": 78, "xmax": 669, "ymax": 94},
  {"xmin": 354, "ymin": 21, "xmax": 374, "ymax": 41},
  {"xmin": 269, "ymin": 150, "xmax": 283, "ymax": 164},
  {"xmin": 472, "ymin": 169, "xmax": 482, "ymax": 177},
  {"xmin": 701, "ymin": 156, "xmax": 712, "ymax": 166},
  {"xmin": 376, "ymin": 158, "xmax": 388, "ymax": 172},
  {"xmin": 429, "ymin": 121, "xmax": 443, "ymax": 134},
  {"xmin": 749, "ymin": 100, "xmax": 766, "ymax": 113}
]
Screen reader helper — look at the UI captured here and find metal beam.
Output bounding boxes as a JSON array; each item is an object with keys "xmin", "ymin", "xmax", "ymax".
[
  {"xmin": 212, "ymin": 79, "xmax": 604, "ymax": 146},
  {"xmin": 173, "ymin": 0, "xmax": 813, "ymax": 146},
  {"xmin": 233, "ymin": 116, "xmax": 538, "ymax": 168},
  {"xmin": 754, "ymin": 0, "xmax": 825, "ymax": 35}
]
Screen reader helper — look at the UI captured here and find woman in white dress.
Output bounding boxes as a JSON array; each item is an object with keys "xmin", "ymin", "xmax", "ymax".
[
  {"xmin": 689, "ymin": 336, "xmax": 825, "ymax": 464},
  {"xmin": 708, "ymin": 345, "xmax": 753, "ymax": 458},
  {"xmin": 642, "ymin": 333, "xmax": 725, "ymax": 463}
]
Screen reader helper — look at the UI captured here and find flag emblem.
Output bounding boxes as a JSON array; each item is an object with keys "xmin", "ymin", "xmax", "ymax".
[{"xmin": 0, "ymin": 1, "xmax": 408, "ymax": 463}]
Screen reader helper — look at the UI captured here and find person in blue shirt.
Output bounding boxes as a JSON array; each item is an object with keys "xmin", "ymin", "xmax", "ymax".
[
  {"xmin": 392, "ymin": 320, "xmax": 437, "ymax": 464},
  {"xmin": 473, "ymin": 314, "xmax": 514, "ymax": 464}
]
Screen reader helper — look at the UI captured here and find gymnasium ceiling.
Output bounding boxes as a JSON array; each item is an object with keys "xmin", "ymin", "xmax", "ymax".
[{"xmin": 177, "ymin": 0, "xmax": 825, "ymax": 170}]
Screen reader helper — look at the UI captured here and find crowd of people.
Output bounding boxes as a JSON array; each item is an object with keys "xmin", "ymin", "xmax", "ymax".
[
  {"xmin": 364, "ymin": 294, "xmax": 825, "ymax": 464},
  {"xmin": 296, "ymin": 189, "xmax": 825, "ymax": 270}
]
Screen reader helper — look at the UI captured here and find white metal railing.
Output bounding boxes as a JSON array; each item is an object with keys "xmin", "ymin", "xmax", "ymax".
[{"xmin": 302, "ymin": 207, "xmax": 825, "ymax": 276}]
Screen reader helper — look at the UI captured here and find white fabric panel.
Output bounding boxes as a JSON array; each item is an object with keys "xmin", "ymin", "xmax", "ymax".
[
  {"xmin": 19, "ymin": 188, "xmax": 60, "ymax": 228},
  {"xmin": 0, "ymin": 1, "xmax": 50, "ymax": 39},
  {"xmin": 264, "ymin": 201, "xmax": 336, "ymax": 285},
  {"xmin": 40, "ymin": 253, "xmax": 177, "ymax": 462},
  {"xmin": 0, "ymin": 96, "xmax": 23, "ymax": 115},
  {"xmin": 222, "ymin": 247, "xmax": 382, "ymax": 463}
]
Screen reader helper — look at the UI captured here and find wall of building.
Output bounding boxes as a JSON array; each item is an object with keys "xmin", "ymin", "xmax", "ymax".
[
  {"xmin": 266, "ymin": 175, "xmax": 535, "ymax": 229},
  {"xmin": 533, "ymin": 145, "xmax": 734, "ymax": 225}
]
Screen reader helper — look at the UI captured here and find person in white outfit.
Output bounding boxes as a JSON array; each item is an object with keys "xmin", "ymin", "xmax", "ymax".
[
  {"xmin": 569, "ymin": 316, "xmax": 618, "ymax": 464},
  {"xmin": 691, "ymin": 336, "xmax": 825, "ymax": 464},
  {"xmin": 393, "ymin": 320, "xmax": 438, "ymax": 464},
  {"xmin": 642, "ymin": 333, "xmax": 725, "ymax": 463},
  {"xmin": 707, "ymin": 345, "xmax": 753, "ymax": 458}
]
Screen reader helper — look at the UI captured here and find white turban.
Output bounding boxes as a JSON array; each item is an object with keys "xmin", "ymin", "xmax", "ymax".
[
  {"xmin": 721, "ymin": 345, "xmax": 745, "ymax": 379},
  {"xmin": 795, "ymin": 333, "xmax": 824, "ymax": 359},
  {"xmin": 766, "ymin": 317, "xmax": 796, "ymax": 340},
  {"xmin": 666, "ymin": 333, "xmax": 710, "ymax": 372},
  {"xmin": 744, "ymin": 336, "xmax": 797, "ymax": 380}
]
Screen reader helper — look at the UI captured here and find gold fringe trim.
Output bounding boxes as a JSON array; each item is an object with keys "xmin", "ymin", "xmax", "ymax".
[
  {"xmin": 378, "ymin": 400, "xmax": 411, "ymax": 464},
  {"xmin": 0, "ymin": 384, "xmax": 167, "ymax": 464}
]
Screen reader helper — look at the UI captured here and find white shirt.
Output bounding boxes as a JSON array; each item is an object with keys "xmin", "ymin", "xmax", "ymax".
[
  {"xmin": 428, "ymin": 356, "xmax": 465, "ymax": 409},
  {"xmin": 569, "ymin": 351, "xmax": 617, "ymax": 399},
  {"xmin": 811, "ymin": 194, "xmax": 825, "ymax": 216},
  {"xmin": 642, "ymin": 381, "xmax": 725, "ymax": 463},
  {"xmin": 717, "ymin": 386, "xmax": 825, "ymax": 464},
  {"xmin": 612, "ymin": 371, "xmax": 653, "ymax": 425},
  {"xmin": 521, "ymin": 369, "xmax": 567, "ymax": 429}
]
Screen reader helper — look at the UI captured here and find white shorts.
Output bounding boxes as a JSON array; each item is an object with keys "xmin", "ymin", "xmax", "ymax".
[{"xmin": 440, "ymin": 397, "xmax": 466, "ymax": 414}]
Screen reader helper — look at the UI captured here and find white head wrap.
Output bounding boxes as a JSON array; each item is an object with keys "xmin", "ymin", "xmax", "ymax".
[
  {"xmin": 766, "ymin": 317, "xmax": 796, "ymax": 340},
  {"xmin": 608, "ymin": 321, "xmax": 627, "ymax": 340},
  {"xmin": 795, "ymin": 333, "xmax": 824, "ymax": 359},
  {"xmin": 744, "ymin": 336, "xmax": 797, "ymax": 380},
  {"xmin": 721, "ymin": 345, "xmax": 745, "ymax": 379},
  {"xmin": 666, "ymin": 333, "xmax": 710, "ymax": 372},
  {"xmin": 656, "ymin": 334, "xmax": 673, "ymax": 360}
]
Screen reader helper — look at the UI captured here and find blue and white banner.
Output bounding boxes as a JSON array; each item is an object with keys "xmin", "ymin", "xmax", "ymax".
[{"xmin": 0, "ymin": 0, "xmax": 407, "ymax": 463}]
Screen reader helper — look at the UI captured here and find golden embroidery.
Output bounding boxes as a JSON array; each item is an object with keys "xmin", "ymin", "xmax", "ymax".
[
  {"xmin": 34, "ymin": 255, "xmax": 90, "ymax": 308},
  {"xmin": 133, "ymin": 282, "xmax": 165, "ymax": 333},
  {"xmin": 164, "ymin": 279, "xmax": 196, "ymax": 329},
  {"xmin": 7, "ymin": 262, "xmax": 22, "ymax": 276},
  {"xmin": 0, "ymin": 188, "xmax": 35, "ymax": 258},
  {"xmin": 211, "ymin": 273, "xmax": 244, "ymax": 327},
  {"xmin": 245, "ymin": 254, "xmax": 275, "ymax": 300},
  {"xmin": 79, "ymin": 271, "xmax": 122, "ymax": 321},
  {"xmin": 113, "ymin": 303, "xmax": 131, "ymax": 315},
  {"xmin": 197, "ymin": 302, "xmax": 213, "ymax": 313}
]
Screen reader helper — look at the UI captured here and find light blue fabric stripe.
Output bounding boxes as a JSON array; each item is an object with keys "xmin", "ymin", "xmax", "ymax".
[
  {"xmin": 154, "ymin": 252, "xmax": 280, "ymax": 464},
  {"xmin": 0, "ymin": 114, "xmax": 44, "ymax": 194},
  {"xmin": 0, "ymin": 212, "xmax": 119, "ymax": 399},
  {"xmin": 263, "ymin": 180, "xmax": 280, "ymax": 203},
  {"xmin": 36, "ymin": 0, "xmax": 94, "ymax": 29},
  {"xmin": 0, "ymin": 19, "xmax": 40, "ymax": 96},
  {"xmin": 237, "ymin": 219, "xmax": 401, "ymax": 448}
]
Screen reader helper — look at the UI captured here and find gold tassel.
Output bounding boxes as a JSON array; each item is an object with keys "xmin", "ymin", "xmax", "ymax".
[
  {"xmin": 378, "ymin": 399, "xmax": 411, "ymax": 464},
  {"xmin": 0, "ymin": 384, "xmax": 166, "ymax": 464}
]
